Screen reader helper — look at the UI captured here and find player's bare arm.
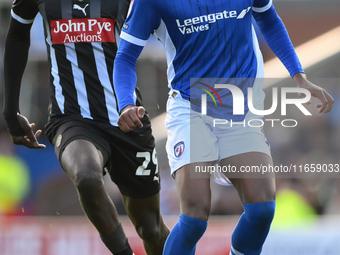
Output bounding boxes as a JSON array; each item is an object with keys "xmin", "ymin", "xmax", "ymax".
[
  {"xmin": 3, "ymin": 19, "xmax": 45, "ymax": 149},
  {"xmin": 118, "ymin": 105, "xmax": 145, "ymax": 132},
  {"xmin": 293, "ymin": 72, "xmax": 334, "ymax": 113}
]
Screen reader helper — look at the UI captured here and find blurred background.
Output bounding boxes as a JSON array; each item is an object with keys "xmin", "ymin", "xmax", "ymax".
[{"xmin": 0, "ymin": 0, "xmax": 339, "ymax": 254}]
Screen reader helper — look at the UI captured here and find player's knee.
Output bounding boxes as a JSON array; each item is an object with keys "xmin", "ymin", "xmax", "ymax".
[
  {"xmin": 135, "ymin": 223, "xmax": 162, "ymax": 243},
  {"xmin": 74, "ymin": 171, "xmax": 104, "ymax": 195},
  {"xmin": 69, "ymin": 155, "xmax": 102, "ymax": 186},
  {"xmin": 182, "ymin": 200, "xmax": 210, "ymax": 221},
  {"xmin": 245, "ymin": 201, "xmax": 276, "ymax": 228}
]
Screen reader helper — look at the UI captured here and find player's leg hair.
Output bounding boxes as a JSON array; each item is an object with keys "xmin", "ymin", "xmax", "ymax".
[
  {"xmin": 122, "ymin": 193, "xmax": 170, "ymax": 255},
  {"xmin": 163, "ymin": 163, "xmax": 212, "ymax": 255},
  {"xmin": 222, "ymin": 152, "xmax": 276, "ymax": 255},
  {"xmin": 61, "ymin": 139, "xmax": 133, "ymax": 255}
]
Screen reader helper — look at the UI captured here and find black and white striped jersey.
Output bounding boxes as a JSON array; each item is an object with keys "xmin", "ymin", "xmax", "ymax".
[{"xmin": 11, "ymin": 0, "xmax": 135, "ymax": 126}]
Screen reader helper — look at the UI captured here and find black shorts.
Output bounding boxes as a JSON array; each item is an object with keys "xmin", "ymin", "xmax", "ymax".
[{"xmin": 45, "ymin": 115, "xmax": 160, "ymax": 199}]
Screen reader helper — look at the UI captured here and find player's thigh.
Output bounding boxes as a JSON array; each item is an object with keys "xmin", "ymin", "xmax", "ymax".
[
  {"xmin": 174, "ymin": 163, "xmax": 212, "ymax": 220},
  {"xmin": 51, "ymin": 122, "xmax": 109, "ymax": 180},
  {"xmin": 61, "ymin": 139, "xmax": 105, "ymax": 179},
  {"xmin": 221, "ymin": 152, "xmax": 276, "ymax": 205}
]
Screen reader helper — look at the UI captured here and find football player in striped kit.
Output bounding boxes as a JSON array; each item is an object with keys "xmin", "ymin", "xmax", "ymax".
[
  {"xmin": 3, "ymin": 0, "xmax": 169, "ymax": 254},
  {"xmin": 113, "ymin": 0, "xmax": 334, "ymax": 254}
]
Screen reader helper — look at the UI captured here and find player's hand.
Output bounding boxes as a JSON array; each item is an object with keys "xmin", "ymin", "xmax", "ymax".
[
  {"xmin": 9, "ymin": 114, "xmax": 46, "ymax": 149},
  {"xmin": 293, "ymin": 73, "xmax": 334, "ymax": 113},
  {"xmin": 118, "ymin": 105, "xmax": 145, "ymax": 132}
]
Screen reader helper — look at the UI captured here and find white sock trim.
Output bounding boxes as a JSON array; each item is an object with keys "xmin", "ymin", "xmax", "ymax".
[{"xmin": 230, "ymin": 246, "xmax": 244, "ymax": 255}]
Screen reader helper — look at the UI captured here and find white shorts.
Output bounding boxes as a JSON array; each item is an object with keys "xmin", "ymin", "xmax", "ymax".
[{"xmin": 165, "ymin": 91, "xmax": 272, "ymax": 184}]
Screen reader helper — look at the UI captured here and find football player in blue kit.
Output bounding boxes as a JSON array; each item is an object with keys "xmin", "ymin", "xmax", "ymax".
[{"xmin": 113, "ymin": 0, "xmax": 334, "ymax": 254}]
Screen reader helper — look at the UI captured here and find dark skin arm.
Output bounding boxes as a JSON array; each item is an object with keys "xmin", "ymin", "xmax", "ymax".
[
  {"xmin": 293, "ymin": 72, "xmax": 334, "ymax": 114},
  {"xmin": 3, "ymin": 18, "xmax": 45, "ymax": 148}
]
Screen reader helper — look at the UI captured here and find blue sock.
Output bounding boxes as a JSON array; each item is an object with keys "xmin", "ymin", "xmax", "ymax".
[
  {"xmin": 163, "ymin": 214, "xmax": 208, "ymax": 255},
  {"xmin": 231, "ymin": 201, "xmax": 276, "ymax": 255}
]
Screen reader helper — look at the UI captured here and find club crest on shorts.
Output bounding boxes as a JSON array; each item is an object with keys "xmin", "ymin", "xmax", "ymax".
[
  {"xmin": 56, "ymin": 134, "xmax": 62, "ymax": 148},
  {"xmin": 174, "ymin": 141, "xmax": 185, "ymax": 158}
]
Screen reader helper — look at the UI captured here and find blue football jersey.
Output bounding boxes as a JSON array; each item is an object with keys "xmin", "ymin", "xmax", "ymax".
[
  {"xmin": 114, "ymin": 0, "xmax": 303, "ymax": 120},
  {"xmin": 121, "ymin": 0, "xmax": 272, "ymax": 99}
]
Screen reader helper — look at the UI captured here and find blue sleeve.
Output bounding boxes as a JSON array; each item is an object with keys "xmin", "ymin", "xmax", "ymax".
[
  {"xmin": 114, "ymin": 0, "xmax": 160, "ymax": 113},
  {"xmin": 253, "ymin": 3, "xmax": 304, "ymax": 77},
  {"xmin": 122, "ymin": 0, "xmax": 161, "ymax": 41},
  {"xmin": 113, "ymin": 39, "xmax": 144, "ymax": 112}
]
